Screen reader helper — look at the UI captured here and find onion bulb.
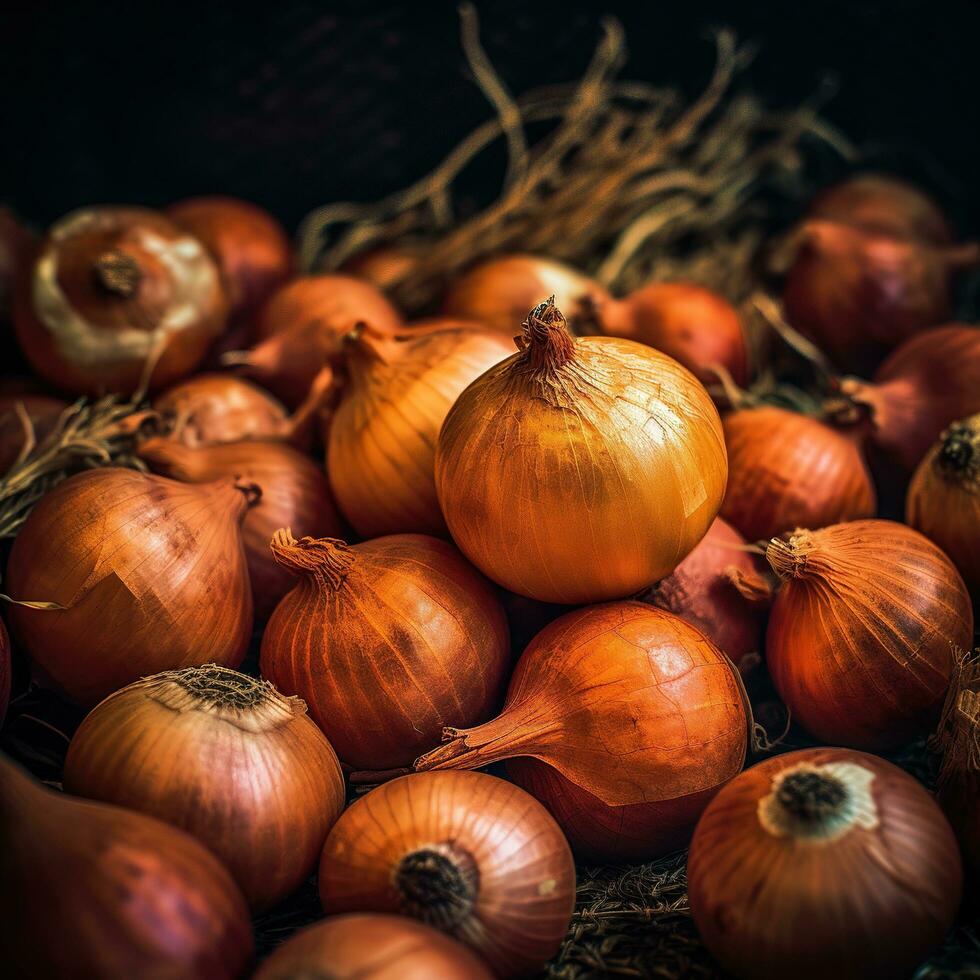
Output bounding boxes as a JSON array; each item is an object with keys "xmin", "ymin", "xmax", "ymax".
[
  {"xmin": 64, "ymin": 664, "xmax": 345, "ymax": 910},
  {"xmin": 417, "ymin": 601, "xmax": 748, "ymax": 862},
  {"xmin": 721, "ymin": 406, "xmax": 876, "ymax": 542},
  {"xmin": 688, "ymin": 747, "xmax": 963, "ymax": 980},
  {"xmin": 0, "ymin": 754, "xmax": 253, "ymax": 980},
  {"xmin": 0, "ymin": 615, "xmax": 10, "ymax": 725},
  {"xmin": 0, "ymin": 393, "xmax": 67, "ymax": 473},
  {"xmin": 341, "ymin": 243, "xmax": 420, "ymax": 291},
  {"xmin": 765, "ymin": 519, "xmax": 973, "ymax": 749},
  {"xmin": 327, "ymin": 321, "xmax": 512, "ymax": 537},
  {"xmin": 13, "ymin": 205, "xmax": 228, "ymax": 395},
  {"xmin": 6, "ymin": 467, "xmax": 256, "ymax": 706},
  {"xmin": 436, "ymin": 299, "xmax": 728, "ymax": 603},
  {"xmin": 261, "ymin": 530, "xmax": 509, "ymax": 770},
  {"xmin": 318, "ymin": 770, "xmax": 575, "ymax": 976}
]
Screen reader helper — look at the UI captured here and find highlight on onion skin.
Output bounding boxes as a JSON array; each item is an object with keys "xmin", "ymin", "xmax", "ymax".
[
  {"xmin": 253, "ymin": 913, "xmax": 494, "ymax": 980},
  {"xmin": 318, "ymin": 770, "xmax": 576, "ymax": 977},
  {"xmin": 416, "ymin": 601, "xmax": 748, "ymax": 863},
  {"xmin": 688, "ymin": 747, "xmax": 963, "ymax": 980},
  {"xmin": 0, "ymin": 616, "xmax": 10, "ymax": 725},
  {"xmin": 0, "ymin": 392, "xmax": 67, "ymax": 474},
  {"xmin": 0, "ymin": 754, "xmax": 254, "ymax": 980},
  {"xmin": 765, "ymin": 520, "xmax": 973, "ymax": 751}
]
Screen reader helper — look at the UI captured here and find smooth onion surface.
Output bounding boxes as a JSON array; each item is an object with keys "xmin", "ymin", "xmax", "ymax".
[{"xmin": 0, "ymin": 393, "xmax": 67, "ymax": 473}]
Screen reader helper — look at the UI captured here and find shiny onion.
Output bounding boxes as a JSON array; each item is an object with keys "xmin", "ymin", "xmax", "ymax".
[
  {"xmin": 0, "ymin": 393, "xmax": 67, "ymax": 473},
  {"xmin": 139, "ymin": 436, "xmax": 345, "ymax": 620},
  {"xmin": 436, "ymin": 300, "xmax": 728, "ymax": 603},
  {"xmin": 341, "ymin": 243, "xmax": 420, "ymax": 291},
  {"xmin": 260, "ymin": 530, "xmax": 510, "ymax": 770},
  {"xmin": 6, "ymin": 468, "xmax": 256, "ymax": 706},
  {"xmin": 687, "ymin": 747, "xmax": 963, "ymax": 980},
  {"xmin": 0, "ymin": 755, "xmax": 253, "ymax": 980},
  {"xmin": 721, "ymin": 406, "xmax": 875, "ymax": 542},
  {"xmin": 13, "ymin": 205, "xmax": 228, "ymax": 395},
  {"xmin": 417, "ymin": 601, "xmax": 748, "ymax": 862},
  {"xmin": 318, "ymin": 770, "xmax": 575, "ymax": 976},
  {"xmin": 64, "ymin": 665, "xmax": 345, "ymax": 911},
  {"xmin": 0, "ymin": 615, "xmax": 10, "ymax": 725},
  {"xmin": 253, "ymin": 914, "xmax": 494, "ymax": 980},
  {"xmin": 765, "ymin": 520, "xmax": 973, "ymax": 750},
  {"xmin": 327, "ymin": 321, "xmax": 512, "ymax": 537}
]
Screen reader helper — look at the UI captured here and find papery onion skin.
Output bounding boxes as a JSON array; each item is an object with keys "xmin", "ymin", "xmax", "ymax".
[
  {"xmin": 6, "ymin": 468, "xmax": 255, "ymax": 707},
  {"xmin": 261, "ymin": 531, "xmax": 510, "ymax": 770},
  {"xmin": 436, "ymin": 300, "xmax": 728, "ymax": 604},
  {"xmin": 13, "ymin": 205, "xmax": 228, "ymax": 396},
  {"xmin": 0, "ymin": 754, "xmax": 253, "ymax": 980},
  {"xmin": 327, "ymin": 322, "xmax": 512, "ymax": 537},
  {"xmin": 721, "ymin": 406, "xmax": 876, "ymax": 542},
  {"xmin": 341, "ymin": 244, "xmax": 420, "ymax": 292},
  {"xmin": 766, "ymin": 520, "xmax": 973, "ymax": 750},
  {"xmin": 688, "ymin": 747, "xmax": 963, "ymax": 980},
  {"xmin": 0, "ymin": 393, "xmax": 67, "ymax": 473},
  {"xmin": 0, "ymin": 615, "xmax": 10, "ymax": 725},
  {"xmin": 64, "ymin": 665, "xmax": 345, "ymax": 911},
  {"xmin": 417, "ymin": 601, "xmax": 748, "ymax": 863},
  {"xmin": 253, "ymin": 914, "xmax": 494, "ymax": 980},
  {"xmin": 318, "ymin": 770, "xmax": 575, "ymax": 977}
]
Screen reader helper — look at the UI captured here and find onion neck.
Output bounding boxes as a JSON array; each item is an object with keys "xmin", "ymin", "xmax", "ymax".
[
  {"xmin": 270, "ymin": 527, "xmax": 355, "ymax": 590},
  {"xmin": 515, "ymin": 298, "xmax": 577, "ymax": 377},
  {"xmin": 936, "ymin": 417, "xmax": 980, "ymax": 489},
  {"xmin": 138, "ymin": 436, "xmax": 202, "ymax": 480},
  {"xmin": 204, "ymin": 477, "xmax": 261, "ymax": 522},
  {"xmin": 93, "ymin": 249, "xmax": 143, "ymax": 298},
  {"xmin": 394, "ymin": 842, "xmax": 478, "ymax": 929},
  {"xmin": 765, "ymin": 532, "xmax": 813, "ymax": 581}
]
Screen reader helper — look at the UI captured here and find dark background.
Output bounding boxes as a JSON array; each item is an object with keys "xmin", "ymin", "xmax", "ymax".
[{"xmin": 2, "ymin": 0, "xmax": 979, "ymax": 236}]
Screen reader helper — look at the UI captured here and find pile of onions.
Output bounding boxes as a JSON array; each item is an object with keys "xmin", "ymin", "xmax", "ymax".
[
  {"xmin": 688, "ymin": 747, "xmax": 962, "ymax": 980},
  {"xmin": 765, "ymin": 519, "xmax": 973, "ymax": 749},
  {"xmin": 12, "ymin": 205, "xmax": 228, "ymax": 395},
  {"xmin": 341, "ymin": 243, "xmax": 420, "ymax": 292},
  {"xmin": 318, "ymin": 770, "xmax": 575, "ymax": 976},
  {"xmin": 0, "ymin": 615, "xmax": 10, "ymax": 725},
  {"xmin": 261, "ymin": 530, "xmax": 510, "ymax": 770},
  {"xmin": 417, "ymin": 601, "xmax": 748, "ymax": 862},
  {"xmin": 326, "ymin": 321, "xmax": 512, "ymax": 537},
  {"xmin": 254, "ymin": 914, "xmax": 493, "ymax": 980},
  {"xmin": 5, "ymin": 468, "xmax": 256, "ymax": 706},
  {"xmin": 721, "ymin": 406, "xmax": 876, "ymax": 542},
  {"xmin": 436, "ymin": 300, "xmax": 728, "ymax": 603},
  {"xmin": 139, "ymin": 436, "xmax": 345, "ymax": 619},
  {"xmin": 0, "ymin": 755, "xmax": 253, "ymax": 979},
  {"xmin": 64, "ymin": 665, "xmax": 345, "ymax": 910},
  {"xmin": 0, "ymin": 392, "xmax": 67, "ymax": 473}
]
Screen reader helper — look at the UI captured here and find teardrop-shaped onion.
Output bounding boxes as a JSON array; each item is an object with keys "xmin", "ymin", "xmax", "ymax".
[{"xmin": 0, "ymin": 393, "xmax": 67, "ymax": 473}]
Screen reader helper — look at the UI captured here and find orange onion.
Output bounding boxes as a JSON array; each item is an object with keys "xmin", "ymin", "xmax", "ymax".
[
  {"xmin": 5, "ymin": 467, "xmax": 256, "ymax": 706},
  {"xmin": 261, "ymin": 530, "xmax": 509, "ymax": 770},
  {"xmin": 0, "ymin": 754, "xmax": 253, "ymax": 979},
  {"xmin": 318, "ymin": 770, "xmax": 575, "ymax": 976},
  {"xmin": 340, "ymin": 243, "xmax": 420, "ymax": 292},
  {"xmin": 417, "ymin": 601, "xmax": 748, "ymax": 862},
  {"xmin": 688, "ymin": 747, "xmax": 963, "ymax": 980},
  {"xmin": 12, "ymin": 205, "xmax": 228, "ymax": 395},
  {"xmin": 64, "ymin": 665, "xmax": 345, "ymax": 910},
  {"xmin": 436, "ymin": 300, "xmax": 727, "ymax": 603},
  {"xmin": 0, "ymin": 392, "xmax": 67, "ymax": 473},
  {"xmin": 327, "ymin": 321, "xmax": 512, "ymax": 537},
  {"xmin": 0, "ymin": 615, "xmax": 10, "ymax": 725},
  {"xmin": 139, "ymin": 436, "xmax": 344, "ymax": 619},
  {"xmin": 721, "ymin": 406, "xmax": 875, "ymax": 542},
  {"xmin": 765, "ymin": 520, "xmax": 973, "ymax": 750}
]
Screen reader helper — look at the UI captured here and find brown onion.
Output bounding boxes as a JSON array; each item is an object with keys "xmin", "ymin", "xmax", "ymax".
[
  {"xmin": 0, "ymin": 754, "xmax": 253, "ymax": 979},
  {"xmin": 417, "ymin": 601, "xmax": 748, "ymax": 862},
  {"xmin": 0, "ymin": 615, "xmax": 10, "ymax": 724},
  {"xmin": 327, "ymin": 321, "xmax": 512, "ymax": 537},
  {"xmin": 139, "ymin": 436, "xmax": 344, "ymax": 619},
  {"xmin": 318, "ymin": 770, "xmax": 575, "ymax": 976},
  {"xmin": 64, "ymin": 665, "xmax": 344, "ymax": 910},
  {"xmin": 721, "ymin": 406, "xmax": 876, "ymax": 542},
  {"xmin": 0, "ymin": 392, "xmax": 67, "ymax": 473},
  {"xmin": 436, "ymin": 300, "xmax": 727, "ymax": 603},
  {"xmin": 6, "ymin": 467, "xmax": 256, "ymax": 706},
  {"xmin": 340, "ymin": 243, "xmax": 420, "ymax": 291},
  {"xmin": 688, "ymin": 747, "xmax": 962, "ymax": 980},
  {"xmin": 765, "ymin": 520, "xmax": 973, "ymax": 750},
  {"xmin": 261, "ymin": 530, "xmax": 509, "ymax": 770},
  {"xmin": 13, "ymin": 205, "xmax": 228, "ymax": 395}
]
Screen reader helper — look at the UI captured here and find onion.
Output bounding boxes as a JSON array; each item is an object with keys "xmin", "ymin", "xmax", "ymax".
[
  {"xmin": 0, "ymin": 615, "xmax": 10, "ymax": 725},
  {"xmin": 436, "ymin": 299, "xmax": 727, "ymax": 603},
  {"xmin": 318, "ymin": 770, "xmax": 575, "ymax": 976},
  {"xmin": 687, "ymin": 747, "xmax": 962, "ymax": 980},
  {"xmin": 765, "ymin": 519, "xmax": 973, "ymax": 750},
  {"xmin": 327, "ymin": 321, "xmax": 512, "ymax": 537},
  {"xmin": 417, "ymin": 601, "xmax": 748, "ymax": 862},
  {"xmin": 341, "ymin": 243, "xmax": 420, "ymax": 291},
  {"xmin": 0, "ymin": 754, "xmax": 253, "ymax": 979},
  {"xmin": 5, "ymin": 467, "xmax": 256, "ymax": 706},
  {"xmin": 254, "ymin": 914, "xmax": 494, "ymax": 980},
  {"xmin": 0, "ymin": 393, "xmax": 67, "ymax": 473},
  {"xmin": 261, "ymin": 530, "xmax": 510, "ymax": 770},
  {"xmin": 12, "ymin": 205, "xmax": 228, "ymax": 395},
  {"xmin": 139, "ymin": 436, "xmax": 345, "ymax": 619},
  {"xmin": 721, "ymin": 406, "xmax": 876, "ymax": 542},
  {"xmin": 64, "ymin": 664, "xmax": 344, "ymax": 911}
]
